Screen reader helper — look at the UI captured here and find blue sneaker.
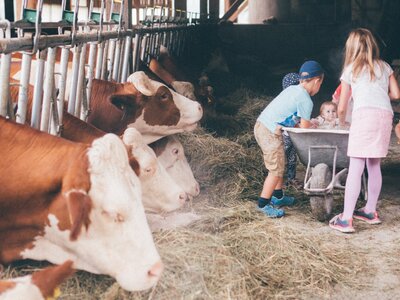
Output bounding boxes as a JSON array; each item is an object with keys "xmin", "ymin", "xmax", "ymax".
[
  {"xmin": 257, "ymin": 204, "xmax": 285, "ymax": 218},
  {"xmin": 329, "ymin": 214, "xmax": 355, "ymax": 233},
  {"xmin": 271, "ymin": 195, "xmax": 295, "ymax": 207}
]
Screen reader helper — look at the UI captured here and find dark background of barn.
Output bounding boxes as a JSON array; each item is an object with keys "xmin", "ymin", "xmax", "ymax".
[{"xmin": 181, "ymin": 0, "xmax": 400, "ymax": 116}]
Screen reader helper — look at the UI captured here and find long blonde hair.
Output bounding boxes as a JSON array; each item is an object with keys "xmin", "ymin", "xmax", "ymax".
[{"xmin": 343, "ymin": 28, "xmax": 381, "ymax": 81}]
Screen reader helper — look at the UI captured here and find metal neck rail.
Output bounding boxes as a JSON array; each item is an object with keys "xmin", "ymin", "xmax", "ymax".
[{"xmin": 0, "ymin": 25, "xmax": 191, "ymax": 54}]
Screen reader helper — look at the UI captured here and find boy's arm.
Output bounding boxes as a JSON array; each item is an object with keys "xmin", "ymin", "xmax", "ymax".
[
  {"xmin": 338, "ymin": 81, "xmax": 351, "ymax": 127},
  {"xmin": 299, "ymin": 118, "xmax": 312, "ymax": 128}
]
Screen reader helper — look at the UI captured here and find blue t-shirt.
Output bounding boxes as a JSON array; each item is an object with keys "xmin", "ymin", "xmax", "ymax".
[{"xmin": 257, "ymin": 85, "xmax": 313, "ymax": 133}]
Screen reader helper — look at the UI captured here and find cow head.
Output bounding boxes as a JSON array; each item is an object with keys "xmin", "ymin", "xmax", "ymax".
[
  {"xmin": 127, "ymin": 71, "xmax": 203, "ymax": 142},
  {"xmin": 22, "ymin": 134, "xmax": 163, "ymax": 291},
  {"xmin": 0, "ymin": 261, "xmax": 74, "ymax": 300},
  {"xmin": 88, "ymin": 72, "xmax": 203, "ymax": 144},
  {"xmin": 122, "ymin": 128, "xmax": 187, "ymax": 213},
  {"xmin": 150, "ymin": 135, "xmax": 200, "ymax": 199}
]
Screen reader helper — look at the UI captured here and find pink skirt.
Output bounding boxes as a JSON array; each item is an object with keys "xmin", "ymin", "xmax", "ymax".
[{"xmin": 348, "ymin": 107, "xmax": 393, "ymax": 158}]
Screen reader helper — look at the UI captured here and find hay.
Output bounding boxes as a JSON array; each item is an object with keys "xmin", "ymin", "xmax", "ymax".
[{"xmin": 102, "ymin": 203, "xmax": 366, "ymax": 300}]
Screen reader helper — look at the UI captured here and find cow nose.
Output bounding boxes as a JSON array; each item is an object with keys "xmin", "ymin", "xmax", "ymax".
[
  {"xmin": 148, "ymin": 261, "xmax": 164, "ymax": 278},
  {"xmin": 179, "ymin": 191, "xmax": 188, "ymax": 203}
]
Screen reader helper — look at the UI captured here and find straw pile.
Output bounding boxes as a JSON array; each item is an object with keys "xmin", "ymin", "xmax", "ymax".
[{"xmin": 0, "ymin": 87, "xmax": 371, "ymax": 299}]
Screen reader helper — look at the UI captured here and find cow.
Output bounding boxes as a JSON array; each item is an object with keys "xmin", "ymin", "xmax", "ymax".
[
  {"xmin": 9, "ymin": 82, "xmax": 188, "ymax": 213},
  {"xmin": 150, "ymin": 135, "xmax": 200, "ymax": 199},
  {"xmin": 155, "ymin": 46, "xmax": 216, "ymax": 109},
  {"xmin": 0, "ymin": 117, "xmax": 162, "ymax": 291},
  {"xmin": 0, "ymin": 260, "xmax": 74, "ymax": 300},
  {"xmin": 61, "ymin": 112, "xmax": 188, "ymax": 213},
  {"xmin": 88, "ymin": 71, "xmax": 203, "ymax": 144},
  {"xmin": 11, "ymin": 62, "xmax": 203, "ymax": 144}
]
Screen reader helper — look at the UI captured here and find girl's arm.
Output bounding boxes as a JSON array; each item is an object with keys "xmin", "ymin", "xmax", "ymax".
[
  {"xmin": 338, "ymin": 81, "xmax": 351, "ymax": 127},
  {"xmin": 389, "ymin": 74, "xmax": 400, "ymax": 100},
  {"xmin": 395, "ymin": 123, "xmax": 400, "ymax": 144}
]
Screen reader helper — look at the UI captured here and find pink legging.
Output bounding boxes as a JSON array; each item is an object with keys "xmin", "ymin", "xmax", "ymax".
[{"xmin": 342, "ymin": 157, "xmax": 382, "ymax": 220}]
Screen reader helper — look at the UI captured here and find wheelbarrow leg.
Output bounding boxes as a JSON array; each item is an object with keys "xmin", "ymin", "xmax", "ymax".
[{"xmin": 309, "ymin": 163, "xmax": 333, "ymax": 221}]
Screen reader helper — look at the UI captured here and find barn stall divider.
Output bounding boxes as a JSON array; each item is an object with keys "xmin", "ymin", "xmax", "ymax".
[{"xmin": 0, "ymin": 0, "xmax": 211, "ymax": 136}]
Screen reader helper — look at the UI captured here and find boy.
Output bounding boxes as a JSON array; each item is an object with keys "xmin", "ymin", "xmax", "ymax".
[{"xmin": 254, "ymin": 60, "xmax": 324, "ymax": 217}]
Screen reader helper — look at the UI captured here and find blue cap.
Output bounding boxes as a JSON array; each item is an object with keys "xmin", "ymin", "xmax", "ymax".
[
  {"xmin": 299, "ymin": 60, "xmax": 324, "ymax": 80},
  {"xmin": 282, "ymin": 73, "xmax": 300, "ymax": 90}
]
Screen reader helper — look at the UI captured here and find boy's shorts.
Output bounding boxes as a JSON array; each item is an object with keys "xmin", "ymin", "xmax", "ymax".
[{"xmin": 254, "ymin": 121, "xmax": 285, "ymax": 177}]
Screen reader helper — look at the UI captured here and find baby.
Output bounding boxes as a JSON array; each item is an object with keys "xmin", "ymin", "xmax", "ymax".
[{"xmin": 311, "ymin": 101, "xmax": 340, "ymax": 129}]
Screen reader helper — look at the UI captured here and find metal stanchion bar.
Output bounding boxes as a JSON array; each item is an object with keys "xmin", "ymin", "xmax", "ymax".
[
  {"xmin": 121, "ymin": 35, "xmax": 131, "ymax": 82},
  {"xmin": 16, "ymin": 53, "xmax": 32, "ymax": 124},
  {"xmin": 40, "ymin": 47, "xmax": 56, "ymax": 132},
  {"xmin": 67, "ymin": 44, "xmax": 82, "ymax": 115},
  {"xmin": 75, "ymin": 43, "xmax": 87, "ymax": 118},
  {"xmin": 30, "ymin": 50, "xmax": 46, "ymax": 129}
]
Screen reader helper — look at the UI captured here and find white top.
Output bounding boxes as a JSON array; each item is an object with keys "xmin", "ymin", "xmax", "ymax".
[
  {"xmin": 310, "ymin": 116, "xmax": 340, "ymax": 129},
  {"xmin": 340, "ymin": 60, "xmax": 393, "ymax": 113}
]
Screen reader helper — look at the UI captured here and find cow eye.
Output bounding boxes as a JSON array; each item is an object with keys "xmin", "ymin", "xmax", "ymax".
[
  {"xmin": 118, "ymin": 104, "xmax": 126, "ymax": 110},
  {"xmin": 145, "ymin": 167, "xmax": 153, "ymax": 173},
  {"xmin": 102, "ymin": 210, "xmax": 125, "ymax": 223},
  {"xmin": 160, "ymin": 92, "xmax": 169, "ymax": 101},
  {"xmin": 172, "ymin": 148, "xmax": 179, "ymax": 155}
]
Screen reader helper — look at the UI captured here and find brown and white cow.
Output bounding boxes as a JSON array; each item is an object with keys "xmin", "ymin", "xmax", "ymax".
[
  {"xmin": 88, "ymin": 71, "xmax": 203, "ymax": 144},
  {"xmin": 0, "ymin": 117, "xmax": 162, "ymax": 291},
  {"xmin": 150, "ymin": 135, "xmax": 200, "ymax": 199},
  {"xmin": 9, "ymin": 82, "xmax": 188, "ymax": 214},
  {"xmin": 62, "ymin": 113, "xmax": 188, "ymax": 212},
  {"xmin": 0, "ymin": 260, "xmax": 74, "ymax": 300},
  {"xmin": 154, "ymin": 46, "xmax": 216, "ymax": 108}
]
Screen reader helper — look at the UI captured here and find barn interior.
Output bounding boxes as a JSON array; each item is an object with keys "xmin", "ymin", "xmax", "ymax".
[{"xmin": 1, "ymin": 0, "xmax": 400, "ymax": 299}]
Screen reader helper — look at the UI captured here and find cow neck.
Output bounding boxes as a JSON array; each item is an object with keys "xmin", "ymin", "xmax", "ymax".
[{"xmin": 0, "ymin": 117, "xmax": 90, "ymax": 263}]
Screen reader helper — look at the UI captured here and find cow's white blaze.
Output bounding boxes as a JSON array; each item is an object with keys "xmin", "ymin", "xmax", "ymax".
[
  {"xmin": 129, "ymin": 114, "xmax": 185, "ymax": 144},
  {"xmin": 171, "ymin": 81, "xmax": 197, "ymax": 101},
  {"xmin": 127, "ymin": 71, "xmax": 203, "ymax": 132},
  {"xmin": 0, "ymin": 276, "xmax": 43, "ymax": 300},
  {"xmin": 157, "ymin": 136, "xmax": 200, "ymax": 198},
  {"xmin": 123, "ymin": 128, "xmax": 186, "ymax": 213},
  {"xmin": 21, "ymin": 134, "xmax": 161, "ymax": 292}
]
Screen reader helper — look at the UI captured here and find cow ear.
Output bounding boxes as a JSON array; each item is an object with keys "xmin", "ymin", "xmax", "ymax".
[
  {"xmin": 122, "ymin": 128, "xmax": 142, "ymax": 176},
  {"xmin": 31, "ymin": 261, "xmax": 75, "ymax": 298},
  {"xmin": 127, "ymin": 71, "xmax": 155, "ymax": 96},
  {"xmin": 65, "ymin": 191, "xmax": 92, "ymax": 241}
]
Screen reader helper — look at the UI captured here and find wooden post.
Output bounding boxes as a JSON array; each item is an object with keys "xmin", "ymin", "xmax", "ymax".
[
  {"xmin": 174, "ymin": 0, "xmax": 186, "ymax": 12},
  {"xmin": 209, "ymin": 0, "xmax": 219, "ymax": 19},
  {"xmin": 200, "ymin": 0, "xmax": 207, "ymax": 18}
]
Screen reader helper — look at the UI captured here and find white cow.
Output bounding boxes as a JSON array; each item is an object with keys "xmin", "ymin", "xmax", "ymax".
[
  {"xmin": 150, "ymin": 135, "xmax": 200, "ymax": 199},
  {"xmin": 122, "ymin": 128, "xmax": 188, "ymax": 213}
]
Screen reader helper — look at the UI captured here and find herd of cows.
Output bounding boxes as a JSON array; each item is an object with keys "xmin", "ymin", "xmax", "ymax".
[{"xmin": 0, "ymin": 46, "xmax": 217, "ymax": 299}]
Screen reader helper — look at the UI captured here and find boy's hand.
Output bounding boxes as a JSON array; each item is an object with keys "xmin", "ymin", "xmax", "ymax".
[{"xmin": 299, "ymin": 119, "xmax": 312, "ymax": 128}]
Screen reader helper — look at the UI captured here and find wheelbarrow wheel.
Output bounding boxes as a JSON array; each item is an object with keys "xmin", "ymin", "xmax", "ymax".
[{"xmin": 309, "ymin": 163, "xmax": 333, "ymax": 222}]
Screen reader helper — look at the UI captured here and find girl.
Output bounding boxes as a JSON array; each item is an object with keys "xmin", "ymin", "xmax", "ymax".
[{"xmin": 329, "ymin": 28, "xmax": 400, "ymax": 233}]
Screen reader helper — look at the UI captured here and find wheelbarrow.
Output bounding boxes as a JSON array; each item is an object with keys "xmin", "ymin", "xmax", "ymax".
[{"xmin": 283, "ymin": 127, "xmax": 367, "ymax": 221}]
